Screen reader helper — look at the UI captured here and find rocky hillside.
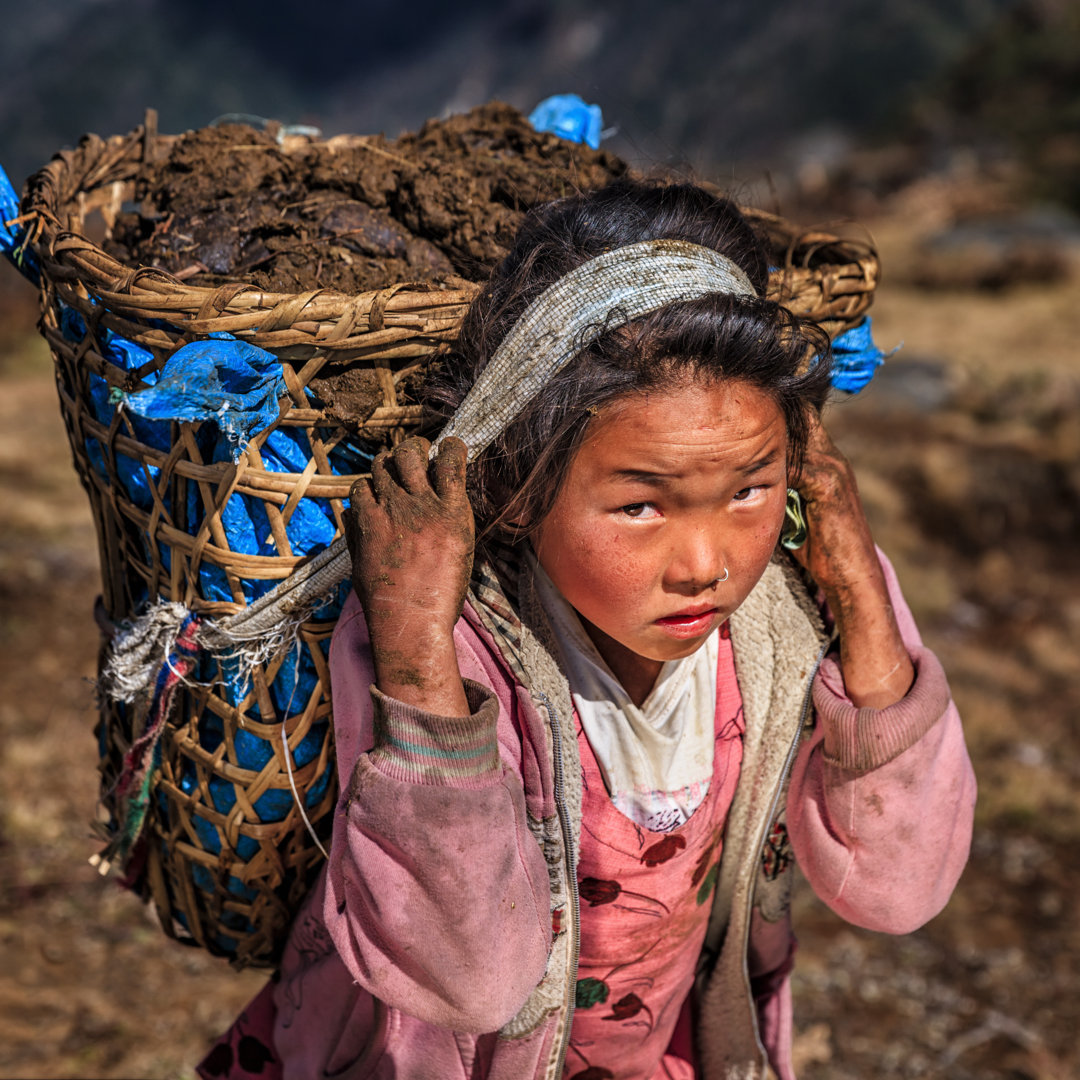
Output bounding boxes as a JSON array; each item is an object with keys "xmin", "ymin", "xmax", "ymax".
[{"xmin": 910, "ymin": 0, "xmax": 1080, "ymax": 210}]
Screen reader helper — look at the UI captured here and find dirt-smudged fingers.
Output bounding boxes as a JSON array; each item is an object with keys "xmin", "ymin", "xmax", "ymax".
[
  {"xmin": 370, "ymin": 450, "xmax": 396, "ymax": 503},
  {"xmin": 392, "ymin": 436, "xmax": 432, "ymax": 495},
  {"xmin": 343, "ymin": 478, "xmax": 375, "ymax": 555},
  {"xmin": 347, "ymin": 476, "xmax": 377, "ymax": 518},
  {"xmin": 431, "ymin": 436, "xmax": 468, "ymax": 501}
]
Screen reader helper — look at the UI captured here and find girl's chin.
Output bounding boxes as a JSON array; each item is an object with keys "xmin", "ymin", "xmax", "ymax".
[{"xmin": 633, "ymin": 627, "xmax": 717, "ymax": 661}]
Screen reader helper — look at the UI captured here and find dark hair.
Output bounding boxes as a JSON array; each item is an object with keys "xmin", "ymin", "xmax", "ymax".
[{"xmin": 422, "ymin": 178, "xmax": 832, "ymax": 554}]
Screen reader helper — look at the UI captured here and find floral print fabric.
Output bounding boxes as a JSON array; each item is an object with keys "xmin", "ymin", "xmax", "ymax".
[{"xmin": 565, "ymin": 623, "xmax": 745, "ymax": 1080}]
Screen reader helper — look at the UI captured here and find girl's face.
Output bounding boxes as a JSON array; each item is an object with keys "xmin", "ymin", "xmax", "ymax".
[{"xmin": 532, "ymin": 376, "xmax": 789, "ymax": 702}]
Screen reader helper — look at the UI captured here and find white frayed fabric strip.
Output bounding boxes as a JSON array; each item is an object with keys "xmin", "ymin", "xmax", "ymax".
[
  {"xmin": 433, "ymin": 239, "xmax": 756, "ymax": 462},
  {"xmin": 100, "ymin": 600, "xmax": 192, "ymax": 704}
]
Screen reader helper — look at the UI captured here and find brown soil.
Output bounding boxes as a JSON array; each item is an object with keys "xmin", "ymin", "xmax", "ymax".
[
  {"xmin": 2, "ymin": 178, "xmax": 1079, "ymax": 1077},
  {"xmin": 104, "ymin": 103, "xmax": 627, "ymax": 295}
]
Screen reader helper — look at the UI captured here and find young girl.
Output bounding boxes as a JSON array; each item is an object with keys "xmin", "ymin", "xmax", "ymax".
[{"xmin": 200, "ymin": 179, "xmax": 975, "ymax": 1080}]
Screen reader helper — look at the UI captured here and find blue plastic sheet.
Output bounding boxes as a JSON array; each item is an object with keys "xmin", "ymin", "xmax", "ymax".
[
  {"xmin": 62, "ymin": 312, "xmax": 370, "ymax": 933},
  {"xmin": 65, "ymin": 311, "xmax": 364, "ymax": 607},
  {"xmin": 62, "ymin": 306, "xmax": 170, "ymax": 512},
  {"xmin": 105, "ymin": 335, "xmax": 366, "ymax": 647},
  {"xmin": 828, "ymin": 317, "xmax": 896, "ymax": 394},
  {"xmin": 123, "ymin": 336, "xmax": 288, "ymax": 461},
  {"xmin": 61, "ymin": 304, "xmax": 159, "ymax": 378},
  {"xmin": 112, "ymin": 336, "xmax": 374, "ymax": 610},
  {"xmin": 529, "ymin": 94, "xmax": 603, "ymax": 150},
  {"xmin": 57, "ymin": 311, "xmax": 374, "ymax": 615},
  {"xmin": 60, "ymin": 311, "xmax": 373, "ymax": 897},
  {"xmin": 0, "ymin": 164, "xmax": 38, "ymax": 283}
]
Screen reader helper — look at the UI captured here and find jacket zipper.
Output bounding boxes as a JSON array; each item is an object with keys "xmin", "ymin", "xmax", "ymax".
[
  {"xmin": 536, "ymin": 691, "xmax": 580, "ymax": 1080},
  {"xmin": 740, "ymin": 638, "xmax": 831, "ymax": 1064}
]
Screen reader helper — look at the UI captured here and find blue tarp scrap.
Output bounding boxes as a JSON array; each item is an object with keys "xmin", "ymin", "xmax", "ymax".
[
  {"xmin": 827, "ymin": 317, "xmax": 898, "ymax": 394},
  {"xmin": 0, "ymin": 164, "xmax": 39, "ymax": 283},
  {"xmin": 529, "ymin": 94, "xmax": 604, "ymax": 150},
  {"xmin": 123, "ymin": 337, "xmax": 288, "ymax": 462},
  {"xmin": 103, "ymin": 335, "xmax": 376, "ymax": 601},
  {"xmin": 69, "ymin": 324, "xmax": 362, "ymax": 622}
]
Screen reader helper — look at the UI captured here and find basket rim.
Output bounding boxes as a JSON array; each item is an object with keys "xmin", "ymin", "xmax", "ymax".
[
  {"xmin": 21, "ymin": 118, "xmax": 880, "ymax": 344},
  {"xmin": 20, "ymin": 124, "xmax": 481, "ymax": 348}
]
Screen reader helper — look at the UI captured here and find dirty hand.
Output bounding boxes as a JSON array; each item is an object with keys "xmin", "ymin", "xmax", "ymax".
[
  {"xmin": 788, "ymin": 414, "xmax": 915, "ymax": 709},
  {"xmin": 344, "ymin": 436, "xmax": 474, "ymax": 714}
]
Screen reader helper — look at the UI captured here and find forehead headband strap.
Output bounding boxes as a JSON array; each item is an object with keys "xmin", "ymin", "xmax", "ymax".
[{"xmin": 432, "ymin": 238, "xmax": 757, "ymax": 462}]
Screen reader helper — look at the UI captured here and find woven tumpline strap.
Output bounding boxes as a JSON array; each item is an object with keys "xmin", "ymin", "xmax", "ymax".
[
  {"xmin": 434, "ymin": 239, "xmax": 756, "ymax": 462},
  {"xmin": 103, "ymin": 240, "xmax": 756, "ymax": 689}
]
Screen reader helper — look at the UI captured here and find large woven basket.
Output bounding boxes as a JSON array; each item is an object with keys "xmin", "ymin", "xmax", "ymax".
[{"xmin": 22, "ymin": 114, "xmax": 879, "ymax": 968}]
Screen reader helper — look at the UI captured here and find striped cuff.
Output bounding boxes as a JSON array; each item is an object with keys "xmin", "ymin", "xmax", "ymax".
[
  {"xmin": 813, "ymin": 645, "xmax": 952, "ymax": 773},
  {"xmin": 367, "ymin": 680, "xmax": 502, "ymax": 788}
]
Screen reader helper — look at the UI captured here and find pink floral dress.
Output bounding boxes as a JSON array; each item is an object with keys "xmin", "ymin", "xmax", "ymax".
[{"xmin": 565, "ymin": 624, "xmax": 745, "ymax": 1080}]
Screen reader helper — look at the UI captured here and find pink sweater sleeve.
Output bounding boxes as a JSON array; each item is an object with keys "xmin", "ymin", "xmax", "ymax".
[
  {"xmin": 787, "ymin": 551, "xmax": 977, "ymax": 934},
  {"xmin": 322, "ymin": 594, "xmax": 552, "ymax": 1033}
]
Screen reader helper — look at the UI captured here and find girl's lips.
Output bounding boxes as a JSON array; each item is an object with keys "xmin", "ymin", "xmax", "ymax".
[{"xmin": 653, "ymin": 607, "xmax": 721, "ymax": 636}]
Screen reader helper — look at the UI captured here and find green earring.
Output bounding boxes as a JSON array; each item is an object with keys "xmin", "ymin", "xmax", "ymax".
[{"xmin": 780, "ymin": 488, "xmax": 808, "ymax": 551}]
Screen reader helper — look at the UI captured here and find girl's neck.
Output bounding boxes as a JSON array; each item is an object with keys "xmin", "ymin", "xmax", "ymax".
[{"xmin": 578, "ymin": 616, "xmax": 662, "ymax": 708}]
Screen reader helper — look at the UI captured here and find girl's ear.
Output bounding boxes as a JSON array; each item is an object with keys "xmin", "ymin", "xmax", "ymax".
[
  {"xmin": 500, "ymin": 506, "xmax": 534, "ymax": 539},
  {"xmin": 487, "ymin": 482, "xmax": 535, "ymax": 542},
  {"xmin": 780, "ymin": 488, "xmax": 809, "ymax": 551}
]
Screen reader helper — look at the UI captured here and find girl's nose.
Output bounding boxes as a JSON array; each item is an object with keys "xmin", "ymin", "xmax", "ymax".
[{"xmin": 668, "ymin": 529, "xmax": 726, "ymax": 593}]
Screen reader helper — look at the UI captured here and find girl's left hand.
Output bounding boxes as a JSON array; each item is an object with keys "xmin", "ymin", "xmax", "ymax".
[{"xmin": 787, "ymin": 414, "xmax": 915, "ymax": 710}]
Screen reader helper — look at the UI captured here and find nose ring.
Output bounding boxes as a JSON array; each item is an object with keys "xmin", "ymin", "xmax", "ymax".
[{"xmin": 710, "ymin": 567, "xmax": 729, "ymax": 586}]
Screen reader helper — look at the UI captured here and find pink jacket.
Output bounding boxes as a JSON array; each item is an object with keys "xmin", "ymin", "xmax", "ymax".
[{"xmin": 268, "ymin": 551, "xmax": 975, "ymax": 1080}]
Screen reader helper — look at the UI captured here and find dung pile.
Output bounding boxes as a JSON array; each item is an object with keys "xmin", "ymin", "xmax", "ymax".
[{"xmin": 104, "ymin": 103, "xmax": 628, "ymax": 296}]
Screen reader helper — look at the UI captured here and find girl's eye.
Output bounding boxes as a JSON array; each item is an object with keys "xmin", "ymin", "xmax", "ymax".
[
  {"xmin": 620, "ymin": 502, "xmax": 660, "ymax": 519},
  {"xmin": 732, "ymin": 486, "xmax": 762, "ymax": 502}
]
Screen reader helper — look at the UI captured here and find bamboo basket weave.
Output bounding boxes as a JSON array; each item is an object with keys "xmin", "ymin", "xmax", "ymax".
[{"xmin": 22, "ymin": 115, "xmax": 878, "ymax": 968}]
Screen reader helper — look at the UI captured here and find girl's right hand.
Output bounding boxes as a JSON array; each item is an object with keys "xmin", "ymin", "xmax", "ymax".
[
  {"xmin": 787, "ymin": 415, "xmax": 914, "ymax": 709},
  {"xmin": 343, "ymin": 436, "xmax": 475, "ymax": 714}
]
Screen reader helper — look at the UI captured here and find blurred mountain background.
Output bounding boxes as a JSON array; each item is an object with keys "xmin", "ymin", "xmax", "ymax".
[{"xmin": 3, "ymin": 0, "xmax": 1075, "ymax": 213}]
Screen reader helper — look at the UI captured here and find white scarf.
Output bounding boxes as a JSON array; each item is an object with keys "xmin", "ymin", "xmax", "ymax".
[{"xmin": 530, "ymin": 555, "xmax": 717, "ymax": 833}]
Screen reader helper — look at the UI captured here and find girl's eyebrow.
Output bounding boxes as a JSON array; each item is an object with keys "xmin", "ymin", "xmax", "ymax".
[
  {"xmin": 609, "ymin": 448, "xmax": 783, "ymax": 485},
  {"xmin": 736, "ymin": 449, "xmax": 782, "ymax": 476},
  {"xmin": 608, "ymin": 467, "xmax": 679, "ymax": 485}
]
